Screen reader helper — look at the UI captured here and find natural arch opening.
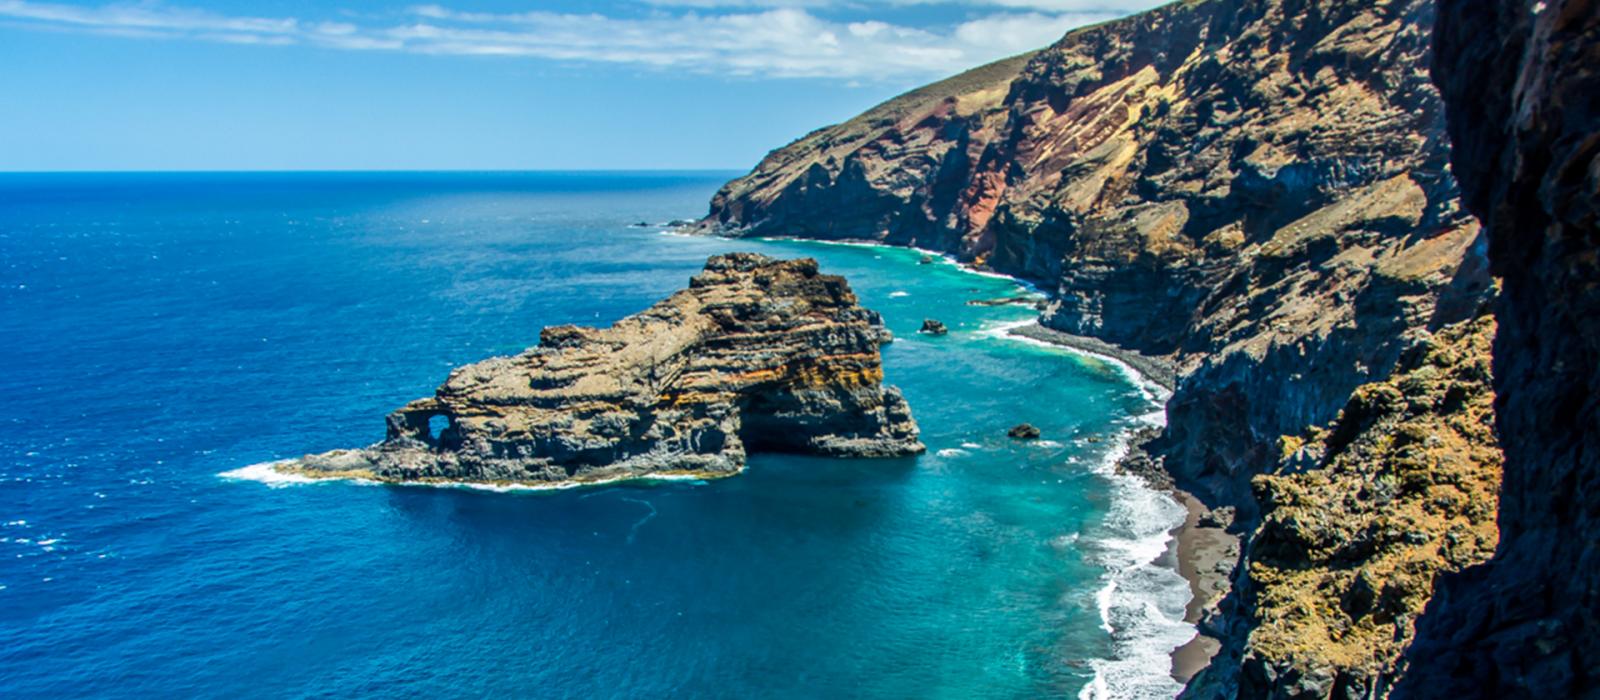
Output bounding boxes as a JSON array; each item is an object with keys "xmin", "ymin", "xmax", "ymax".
[{"xmin": 427, "ymin": 414, "xmax": 450, "ymax": 444}]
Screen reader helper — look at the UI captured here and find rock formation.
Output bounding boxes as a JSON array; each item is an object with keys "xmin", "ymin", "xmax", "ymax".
[
  {"xmin": 919, "ymin": 319, "xmax": 949, "ymax": 336},
  {"xmin": 281, "ymin": 254, "xmax": 924, "ymax": 486},
  {"xmin": 697, "ymin": 0, "xmax": 1505, "ymax": 696},
  {"xmin": 1008, "ymin": 423, "xmax": 1042, "ymax": 440},
  {"xmin": 1396, "ymin": 2, "xmax": 1600, "ymax": 697},
  {"xmin": 1218, "ymin": 315, "xmax": 1500, "ymax": 697}
]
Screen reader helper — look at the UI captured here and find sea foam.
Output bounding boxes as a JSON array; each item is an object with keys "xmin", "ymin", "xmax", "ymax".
[
  {"xmin": 219, "ymin": 461, "xmax": 718, "ymax": 493},
  {"xmin": 1076, "ymin": 424, "xmax": 1193, "ymax": 700},
  {"xmin": 218, "ymin": 461, "xmax": 317, "ymax": 487}
]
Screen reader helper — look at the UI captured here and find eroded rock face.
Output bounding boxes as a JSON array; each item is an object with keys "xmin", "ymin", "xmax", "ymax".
[
  {"xmin": 1199, "ymin": 315, "xmax": 1501, "ymax": 699},
  {"xmin": 1396, "ymin": 2, "xmax": 1600, "ymax": 696},
  {"xmin": 285, "ymin": 254, "xmax": 923, "ymax": 486}
]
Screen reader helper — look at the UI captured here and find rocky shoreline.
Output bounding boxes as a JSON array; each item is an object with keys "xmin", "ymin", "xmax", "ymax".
[{"xmin": 694, "ymin": 0, "xmax": 1504, "ymax": 693}]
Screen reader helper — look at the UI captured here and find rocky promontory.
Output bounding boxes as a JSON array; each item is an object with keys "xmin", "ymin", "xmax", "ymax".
[{"xmin": 279, "ymin": 253, "xmax": 924, "ymax": 487}]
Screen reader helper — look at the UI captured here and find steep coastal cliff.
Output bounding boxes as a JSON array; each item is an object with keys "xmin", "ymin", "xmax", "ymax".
[
  {"xmin": 1397, "ymin": 1, "xmax": 1600, "ymax": 696},
  {"xmin": 280, "ymin": 254, "xmax": 923, "ymax": 486},
  {"xmin": 1208, "ymin": 315, "xmax": 1500, "ymax": 697},
  {"xmin": 698, "ymin": 0, "xmax": 1502, "ymax": 695}
]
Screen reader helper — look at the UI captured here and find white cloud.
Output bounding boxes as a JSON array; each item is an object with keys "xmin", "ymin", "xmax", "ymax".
[{"xmin": 0, "ymin": 0, "xmax": 1148, "ymax": 80}]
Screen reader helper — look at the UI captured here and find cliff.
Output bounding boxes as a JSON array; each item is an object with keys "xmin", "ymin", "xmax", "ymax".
[
  {"xmin": 1197, "ymin": 315, "xmax": 1500, "ymax": 697},
  {"xmin": 1395, "ymin": 1, "xmax": 1600, "ymax": 696},
  {"xmin": 281, "ymin": 254, "xmax": 923, "ymax": 486},
  {"xmin": 698, "ymin": 0, "xmax": 1502, "ymax": 696},
  {"xmin": 701, "ymin": 0, "xmax": 1490, "ymax": 513}
]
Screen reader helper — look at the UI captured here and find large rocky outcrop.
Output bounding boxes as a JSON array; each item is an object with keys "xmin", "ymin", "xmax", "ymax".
[
  {"xmin": 1395, "ymin": 2, "xmax": 1600, "ymax": 697},
  {"xmin": 698, "ymin": 0, "xmax": 1502, "ymax": 696},
  {"xmin": 280, "ymin": 254, "xmax": 923, "ymax": 486},
  {"xmin": 1198, "ymin": 315, "xmax": 1500, "ymax": 698}
]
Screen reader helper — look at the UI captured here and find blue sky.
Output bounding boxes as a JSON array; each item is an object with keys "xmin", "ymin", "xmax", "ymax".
[{"xmin": 0, "ymin": 0, "xmax": 1164, "ymax": 170}]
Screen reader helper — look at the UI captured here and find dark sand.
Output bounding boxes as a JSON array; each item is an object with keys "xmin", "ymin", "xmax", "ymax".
[
  {"xmin": 1168, "ymin": 491, "xmax": 1238, "ymax": 683},
  {"xmin": 1006, "ymin": 323, "xmax": 1177, "ymax": 391}
]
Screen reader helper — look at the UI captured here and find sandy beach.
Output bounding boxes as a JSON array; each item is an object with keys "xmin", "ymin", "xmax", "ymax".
[{"xmin": 1167, "ymin": 490, "xmax": 1238, "ymax": 682}]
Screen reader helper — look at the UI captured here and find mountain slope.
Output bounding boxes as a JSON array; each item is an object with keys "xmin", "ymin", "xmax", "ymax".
[{"xmin": 698, "ymin": 0, "xmax": 1500, "ymax": 696}]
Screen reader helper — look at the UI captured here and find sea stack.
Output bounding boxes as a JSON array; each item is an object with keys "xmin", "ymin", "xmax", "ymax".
[{"xmin": 281, "ymin": 253, "xmax": 924, "ymax": 486}]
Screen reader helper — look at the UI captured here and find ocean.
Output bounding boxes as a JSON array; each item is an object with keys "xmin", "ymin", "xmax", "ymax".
[{"xmin": 0, "ymin": 172, "xmax": 1190, "ymax": 698}]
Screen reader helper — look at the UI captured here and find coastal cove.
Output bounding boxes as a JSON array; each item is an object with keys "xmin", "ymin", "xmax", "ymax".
[{"xmin": 2, "ymin": 172, "xmax": 1192, "ymax": 698}]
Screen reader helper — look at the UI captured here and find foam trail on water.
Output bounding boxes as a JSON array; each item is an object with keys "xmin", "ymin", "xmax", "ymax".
[
  {"xmin": 620, "ymin": 497, "xmax": 658, "ymax": 545},
  {"xmin": 750, "ymin": 237, "xmax": 1046, "ymax": 293}
]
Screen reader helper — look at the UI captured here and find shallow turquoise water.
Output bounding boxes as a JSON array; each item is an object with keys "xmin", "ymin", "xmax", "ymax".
[{"xmin": 0, "ymin": 173, "xmax": 1189, "ymax": 698}]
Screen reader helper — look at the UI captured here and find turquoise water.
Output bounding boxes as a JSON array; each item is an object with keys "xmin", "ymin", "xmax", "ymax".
[{"xmin": 0, "ymin": 172, "xmax": 1189, "ymax": 698}]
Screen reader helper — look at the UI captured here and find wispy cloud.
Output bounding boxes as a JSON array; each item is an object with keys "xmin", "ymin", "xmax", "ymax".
[{"xmin": 0, "ymin": 0, "xmax": 1154, "ymax": 80}]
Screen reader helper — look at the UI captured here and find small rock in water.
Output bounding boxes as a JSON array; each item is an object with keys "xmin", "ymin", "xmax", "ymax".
[
  {"xmin": 920, "ymin": 319, "xmax": 949, "ymax": 336},
  {"xmin": 919, "ymin": 255, "xmax": 935, "ymax": 264},
  {"xmin": 1008, "ymin": 423, "xmax": 1042, "ymax": 440}
]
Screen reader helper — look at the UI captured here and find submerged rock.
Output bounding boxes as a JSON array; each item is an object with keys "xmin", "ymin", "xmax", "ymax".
[
  {"xmin": 1007, "ymin": 423, "xmax": 1041, "ymax": 440},
  {"xmin": 919, "ymin": 319, "xmax": 949, "ymax": 336},
  {"xmin": 283, "ymin": 253, "xmax": 924, "ymax": 486}
]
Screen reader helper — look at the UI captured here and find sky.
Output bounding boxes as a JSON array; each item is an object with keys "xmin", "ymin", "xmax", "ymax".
[{"xmin": 0, "ymin": 0, "xmax": 1166, "ymax": 170}]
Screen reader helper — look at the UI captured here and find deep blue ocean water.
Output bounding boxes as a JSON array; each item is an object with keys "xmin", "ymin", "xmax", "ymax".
[{"xmin": 0, "ymin": 172, "xmax": 1190, "ymax": 698}]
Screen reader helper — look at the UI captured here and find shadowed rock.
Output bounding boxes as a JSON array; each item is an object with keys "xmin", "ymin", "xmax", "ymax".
[
  {"xmin": 1397, "ymin": 2, "xmax": 1600, "ymax": 697},
  {"xmin": 283, "ymin": 253, "xmax": 924, "ymax": 486}
]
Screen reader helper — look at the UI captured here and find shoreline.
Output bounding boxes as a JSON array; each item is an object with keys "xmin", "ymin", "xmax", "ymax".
[
  {"xmin": 1006, "ymin": 323, "xmax": 1177, "ymax": 392},
  {"xmin": 1013, "ymin": 322, "xmax": 1231, "ymax": 684},
  {"xmin": 1167, "ymin": 490, "xmax": 1235, "ymax": 683},
  {"xmin": 705, "ymin": 231, "xmax": 1223, "ymax": 687}
]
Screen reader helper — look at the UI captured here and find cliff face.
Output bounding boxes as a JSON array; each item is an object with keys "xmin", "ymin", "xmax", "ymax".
[
  {"xmin": 1396, "ymin": 1, "xmax": 1600, "ymax": 696},
  {"xmin": 700, "ymin": 0, "xmax": 1503, "ymax": 695},
  {"xmin": 284, "ymin": 254, "xmax": 923, "ymax": 486},
  {"xmin": 1197, "ymin": 315, "xmax": 1500, "ymax": 698}
]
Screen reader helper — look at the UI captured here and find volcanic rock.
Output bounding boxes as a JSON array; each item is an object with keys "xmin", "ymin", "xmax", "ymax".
[
  {"xmin": 695, "ymin": 1, "xmax": 1501, "ymax": 695},
  {"xmin": 919, "ymin": 319, "xmax": 949, "ymax": 336},
  {"xmin": 1007, "ymin": 423, "xmax": 1041, "ymax": 440},
  {"xmin": 282, "ymin": 253, "xmax": 924, "ymax": 486},
  {"xmin": 1396, "ymin": 3, "xmax": 1600, "ymax": 697}
]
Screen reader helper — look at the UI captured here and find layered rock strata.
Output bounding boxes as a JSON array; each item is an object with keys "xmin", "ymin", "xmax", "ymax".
[
  {"xmin": 1396, "ymin": 2, "xmax": 1600, "ymax": 696},
  {"xmin": 282, "ymin": 254, "xmax": 923, "ymax": 486}
]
